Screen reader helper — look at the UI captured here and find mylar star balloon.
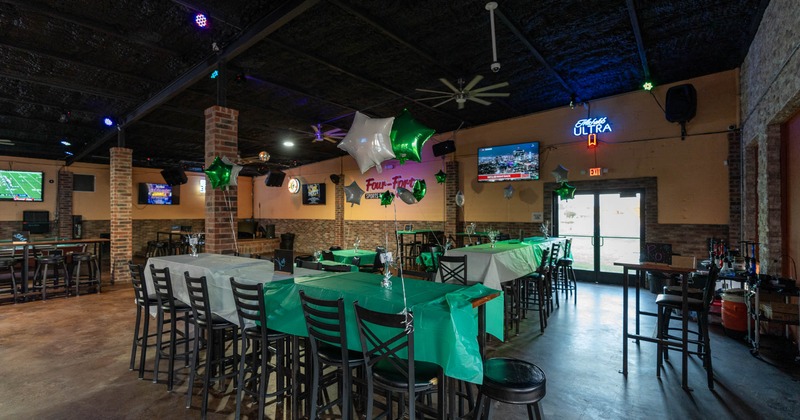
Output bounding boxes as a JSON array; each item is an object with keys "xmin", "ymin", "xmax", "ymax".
[
  {"xmin": 555, "ymin": 182, "xmax": 577, "ymax": 200},
  {"xmin": 552, "ymin": 164, "xmax": 569, "ymax": 183},
  {"xmin": 455, "ymin": 190, "xmax": 465, "ymax": 207},
  {"xmin": 412, "ymin": 179, "xmax": 426, "ymax": 202},
  {"xmin": 344, "ymin": 181, "xmax": 365, "ymax": 207},
  {"xmin": 204, "ymin": 156, "xmax": 233, "ymax": 190},
  {"xmin": 337, "ymin": 111, "xmax": 396, "ymax": 174},
  {"xmin": 435, "ymin": 169, "xmax": 447, "ymax": 184},
  {"xmin": 380, "ymin": 190, "xmax": 395, "ymax": 207},
  {"xmin": 221, "ymin": 156, "xmax": 242, "ymax": 187},
  {"xmin": 396, "ymin": 187, "xmax": 417, "ymax": 205},
  {"xmin": 390, "ymin": 109, "xmax": 435, "ymax": 164},
  {"xmin": 504, "ymin": 184, "xmax": 514, "ymax": 199}
]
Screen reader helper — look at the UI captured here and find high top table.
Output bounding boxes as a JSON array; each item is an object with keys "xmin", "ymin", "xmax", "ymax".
[
  {"xmin": 614, "ymin": 261, "xmax": 696, "ymax": 390},
  {"xmin": 330, "ymin": 248, "xmax": 376, "ymax": 266}
]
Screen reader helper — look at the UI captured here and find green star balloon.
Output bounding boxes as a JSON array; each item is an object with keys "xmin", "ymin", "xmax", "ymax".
[
  {"xmin": 435, "ymin": 169, "xmax": 447, "ymax": 184},
  {"xmin": 412, "ymin": 179, "xmax": 426, "ymax": 202},
  {"xmin": 555, "ymin": 181, "xmax": 576, "ymax": 200},
  {"xmin": 204, "ymin": 156, "xmax": 233, "ymax": 190},
  {"xmin": 380, "ymin": 190, "xmax": 395, "ymax": 207},
  {"xmin": 390, "ymin": 109, "xmax": 435, "ymax": 164}
]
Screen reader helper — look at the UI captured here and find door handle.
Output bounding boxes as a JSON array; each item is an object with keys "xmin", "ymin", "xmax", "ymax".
[
  {"xmin": 591, "ymin": 236, "xmax": 595, "ymax": 246},
  {"xmin": 599, "ymin": 237, "xmax": 605, "ymax": 247}
]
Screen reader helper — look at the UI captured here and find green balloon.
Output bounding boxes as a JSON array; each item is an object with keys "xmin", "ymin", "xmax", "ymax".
[
  {"xmin": 390, "ymin": 109, "xmax": 435, "ymax": 164},
  {"xmin": 412, "ymin": 179, "xmax": 426, "ymax": 202},
  {"xmin": 435, "ymin": 169, "xmax": 447, "ymax": 184},
  {"xmin": 204, "ymin": 156, "xmax": 232, "ymax": 190},
  {"xmin": 555, "ymin": 181, "xmax": 576, "ymax": 200},
  {"xmin": 380, "ymin": 190, "xmax": 395, "ymax": 207}
]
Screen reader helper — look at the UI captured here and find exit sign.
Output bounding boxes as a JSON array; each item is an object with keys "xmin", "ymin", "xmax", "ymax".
[{"xmin": 589, "ymin": 167, "xmax": 602, "ymax": 176}]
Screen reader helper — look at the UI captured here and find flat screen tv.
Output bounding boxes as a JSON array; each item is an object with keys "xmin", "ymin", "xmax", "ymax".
[
  {"xmin": 0, "ymin": 170, "xmax": 44, "ymax": 201},
  {"xmin": 137, "ymin": 182, "xmax": 180, "ymax": 205},
  {"xmin": 477, "ymin": 141, "xmax": 540, "ymax": 182}
]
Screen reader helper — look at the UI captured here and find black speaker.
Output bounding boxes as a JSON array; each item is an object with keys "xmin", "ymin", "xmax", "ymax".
[
  {"xmin": 665, "ymin": 84, "xmax": 697, "ymax": 123},
  {"xmin": 432, "ymin": 140, "xmax": 456, "ymax": 157},
  {"xmin": 161, "ymin": 167, "xmax": 187, "ymax": 185},
  {"xmin": 264, "ymin": 170, "xmax": 286, "ymax": 187}
]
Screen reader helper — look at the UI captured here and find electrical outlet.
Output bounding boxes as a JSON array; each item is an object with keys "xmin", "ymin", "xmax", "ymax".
[{"xmin": 532, "ymin": 212, "xmax": 543, "ymax": 222}]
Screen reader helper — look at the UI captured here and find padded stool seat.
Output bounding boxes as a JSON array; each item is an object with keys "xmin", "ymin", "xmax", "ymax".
[
  {"xmin": 32, "ymin": 254, "xmax": 70, "ymax": 300},
  {"xmin": 72, "ymin": 252, "xmax": 101, "ymax": 295},
  {"xmin": 477, "ymin": 357, "xmax": 546, "ymax": 419}
]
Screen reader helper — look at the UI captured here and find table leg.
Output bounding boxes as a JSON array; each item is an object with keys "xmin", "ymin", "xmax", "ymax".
[
  {"xmin": 635, "ymin": 269, "xmax": 641, "ymax": 338},
  {"xmin": 291, "ymin": 335, "xmax": 300, "ymax": 419},
  {"xmin": 622, "ymin": 267, "xmax": 628, "ymax": 375}
]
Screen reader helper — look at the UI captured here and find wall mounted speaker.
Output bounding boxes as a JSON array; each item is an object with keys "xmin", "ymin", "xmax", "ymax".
[
  {"xmin": 160, "ymin": 167, "xmax": 187, "ymax": 185},
  {"xmin": 665, "ymin": 84, "xmax": 697, "ymax": 123},
  {"xmin": 264, "ymin": 170, "xmax": 286, "ymax": 187},
  {"xmin": 432, "ymin": 140, "xmax": 456, "ymax": 157}
]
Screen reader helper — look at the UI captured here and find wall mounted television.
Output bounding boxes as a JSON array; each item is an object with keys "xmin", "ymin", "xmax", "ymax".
[
  {"xmin": 137, "ymin": 182, "xmax": 180, "ymax": 205},
  {"xmin": 0, "ymin": 170, "xmax": 44, "ymax": 201},
  {"xmin": 477, "ymin": 141, "xmax": 540, "ymax": 182}
]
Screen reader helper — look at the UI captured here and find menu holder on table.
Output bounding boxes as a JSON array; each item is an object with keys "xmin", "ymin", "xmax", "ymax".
[{"xmin": 273, "ymin": 249, "xmax": 294, "ymax": 274}]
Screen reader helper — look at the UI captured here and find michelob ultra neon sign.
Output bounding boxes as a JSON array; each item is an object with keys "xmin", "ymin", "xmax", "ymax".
[{"xmin": 573, "ymin": 117, "xmax": 612, "ymax": 136}]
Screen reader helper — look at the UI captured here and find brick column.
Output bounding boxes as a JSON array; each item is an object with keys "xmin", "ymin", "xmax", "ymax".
[
  {"xmin": 334, "ymin": 171, "xmax": 344, "ymax": 247},
  {"xmin": 727, "ymin": 129, "xmax": 742, "ymax": 245},
  {"xmin": 56, "ymin": 170, "xmax": 73, "ymax": 238},
  {"xmin": 444, "ymin": 160, "xmax": 461, "ymax": 239},
  {"xmin": 759, "ymin": 125, "xmax": 783, "ymax": 275},
  {"xmin": 204, "ymin": 106, "xmax": 239, "ymax": 254},
  {"xmin": 110, "ymin": 147, "xmax": 133, "ymax": 283}
]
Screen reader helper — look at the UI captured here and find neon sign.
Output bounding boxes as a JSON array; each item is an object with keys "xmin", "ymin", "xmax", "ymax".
[{"xmin": 573, "ymin": 117, "xmax": 612, "ymax": 136}]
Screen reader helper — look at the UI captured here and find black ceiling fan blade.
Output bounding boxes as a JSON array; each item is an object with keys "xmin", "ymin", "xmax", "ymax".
[{"xmin": 470, "ymin": 81, "xmax": 510, "ymax": 94}]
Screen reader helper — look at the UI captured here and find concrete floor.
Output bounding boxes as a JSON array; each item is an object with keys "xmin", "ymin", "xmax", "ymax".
[{"xmin": 0, "ymin": 280, "xmax": 798, "ymax": 419}]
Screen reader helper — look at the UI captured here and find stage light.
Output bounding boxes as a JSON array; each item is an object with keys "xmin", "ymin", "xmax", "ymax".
[
  {"xmin": 103, "ymin": 117, "xmax": 114, "ymax": 127},
  {"xmin": 195, "ymin": 13, "xmax": 208, "ymax": 28},
  {"xmin": 643, "ymin": 81, "xmax": 654, "ymax": 91},
  {"xmin": 210, "ymin": 69, "xmax": 219, "ymax": 79},
  {"xmin": 65, "ymin": 151, "xmax": 74, "ymax": 156},
  {"xmin": 283, "ymin": 141, "xmax": 294, "ymax": 147},
  {"xmin": 60, "ymin": 139, "xmax": 71, "ymax": 146}
]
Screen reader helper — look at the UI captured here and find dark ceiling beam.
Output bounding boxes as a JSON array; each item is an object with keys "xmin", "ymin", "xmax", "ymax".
[
  {"xmin": 626, "ymin": 0, "xmax": 650, "ymax": 80},
  {"xmin": 328, "ymin": 0, "xmax": 459, "ymax": 78},
  {"xmin": 69, "ymin": 0, "xmax": 321, "ymax": 164},
  {"xmin": 266, "ymin": 39, "xmax": 468, "ymax": 124},
  {"xmin": 0, "ymin": 96, "xmax": 100, "ymax": 118},
  {"xmin": 0, "ymin": 113, "xmax": 100, "ymax": 134},
  {"xmin": 4, "ymin": 0, "xmax": 178, "ymax": 56},
  {"xmin": 494, "ymin": 9, "xmax": 579, "ymax": 99},
  {"xmin": 0, "ymin": 70, "xmax": 140, "ymax": 103},
  {"xmin": 0, "ymin": 42, "xmax": 164, "ymax": 86}
]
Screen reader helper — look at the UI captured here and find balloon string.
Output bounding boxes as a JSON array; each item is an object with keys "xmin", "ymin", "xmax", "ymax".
[
  {"xmin": 391, "ymin": 196, "xmax": 410, "ymax": 328},
  {"xmin": 223, "ymin": 189, "xmax": 239, "ymax": 254}
]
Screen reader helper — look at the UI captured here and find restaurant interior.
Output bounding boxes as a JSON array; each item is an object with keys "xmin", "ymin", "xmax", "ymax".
[{"xmin": 1, "ymin": 0, "xmax": 800, "ymax": 419}]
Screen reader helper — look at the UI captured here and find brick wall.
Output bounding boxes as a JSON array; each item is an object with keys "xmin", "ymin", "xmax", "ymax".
[
  {"xmin": 444, "ymin": 160, "xmax": 460, "ymax": 238},
  {"xmin": 204, "ymin": 105, "xmax": 238, "ymax": 254},
  {"xmin": 56, "ymin": 170, "xmax": 73, "ymax": 238},
  {"xmin": 110, "ymin": 147, "xmax": 133, "ymax": 283}
]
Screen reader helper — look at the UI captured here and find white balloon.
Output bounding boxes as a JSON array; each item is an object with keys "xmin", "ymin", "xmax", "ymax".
[
  {"xmin": 337, "ymin": 111, "xmax": 396, "ymax": 174},
  {"xmin": 455, "ymin": 190, "xmax": 465, "ymax": 207}
]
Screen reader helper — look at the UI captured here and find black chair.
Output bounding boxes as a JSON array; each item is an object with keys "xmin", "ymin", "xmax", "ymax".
[
  {"xmin": 299, "ymin": 291, "xmax": 365, "ymax": 420},
  {"xmin": 71, "ymin": 252, "xmax": 101, "ymax": 295},
  {"xmin": 31, "ymin": 253, "xmax": 70, "ymax": 300},
  {"xmin": 298, "ymin": 260, "xmax": 322, "ymax": 270},
  {"xmin": 474, "ymin": 357, "xmax": 546, "ymax": 419},
  {"xmin": 322, "ymin": 264, "xmax": 352, "ymax": 272},
  {"xmin": 128, "ymin": 262, "xmax": 159, "ymax": 379},
  {"xmin": 555, "ymin": 238, "xmax": 577, "ymax": 303},
  {"xmin": 353, "ymin": 302, "xmax": 441, "ymax": 420},
  {"xmin": 184, "ymin": 273, "xmax": 239, "ymax": 418},
  {"xmin": 656, "ymin": 264, "xmax": 719, "ymax": 389},
  {"xmin": 520, "ymin": 248, "xmax": 551, "ymax": 333},
  {"xmin": 230, "ymin": 278, "xmax": 291, "ymax": 420},
  {"xmin": 150, "ymin": 265, "xmax": 193, "ymax": 391},
  {"xmin": 0, "ymin": 257, "xmax": 19, "ymax": 303},
  {"xmin": 438, "ymin": 255, "xmax": 468, "ymax": 285},
  {"xmin": 359, "ymin": 246, "xmax": 386, "ymax": 274},
  {"xmin": 329, "ymin": 246, "xmax": 343, "ymax": 251},
  {"xmin": 546, "ymin": 242, "xmax": 561, "ymax": 309},
  {"xmin": 321, "ymin": 251, "xmax": 335, "ymax": 261}
]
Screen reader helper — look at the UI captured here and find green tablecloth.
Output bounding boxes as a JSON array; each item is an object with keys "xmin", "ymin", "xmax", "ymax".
[
  {"xmin": 262, "ymin": 271, "xmax": 503, "ymax": 384},
  {"xmin": 416, "ymin": 250, "xmax": 443, "ymax": 271},
  {"xmin": 331, "ymin": 249, "xmax": 377, "ymax": 266}
]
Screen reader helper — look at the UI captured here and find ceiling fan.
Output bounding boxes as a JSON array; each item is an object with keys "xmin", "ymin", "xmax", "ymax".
[
  {"xmin": 311, "ymin": 123, "xmax": 346, "ymax": 143},
  {"xmin": 416, "ymin": 75, "xmax": 509, "ymax": 109}
]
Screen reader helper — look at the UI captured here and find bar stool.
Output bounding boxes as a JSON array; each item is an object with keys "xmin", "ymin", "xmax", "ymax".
[
  {"xmin": 150, "ymin": 265, "xmax": 194, "ymax": 391},
  {"xmin": 146, "ymin": 241, "xmax": 169, "ymax": 258},
  {"xmin": 32, "ymin": 254, "xmax": 71, "ymax": 300},
  {"xmin": 0, "ymin": 258, "xmax": 20, "ymax": 303},
  {"xmin": 475, "ymin": 357, "xmax": 546, "ymax": 419},
  {"xmin": 555, "ymin": 239, "xmax": 577, "ymax": 304},
  {"xmin": 71, "ymin": 252, "xmax": 101, "ymax": 295},
  {"xmin": 128, "ymin": 262, "xmax": 159, "ymax": 379}
]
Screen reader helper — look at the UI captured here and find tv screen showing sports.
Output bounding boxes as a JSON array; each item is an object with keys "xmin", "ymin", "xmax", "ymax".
[
  {"xmin": 477, "ymin": 141, "xmax": 540, "ymax": 182},
  {"xmin": 137, "ymin": 182, "xmax": 179, "ymax": 205},
  {"xmin": 0, "ymin": 170, "xmax": 44, "ymax": 201}
]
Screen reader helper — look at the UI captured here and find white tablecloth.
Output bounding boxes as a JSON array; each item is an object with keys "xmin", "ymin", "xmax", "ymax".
[
  {"xmin": 436, "ymin": 238, "xmax": 565, "ymax": 290},
  {"xmin": 143, "ymin": 253, "xmax": 318, "ymax": 326}
]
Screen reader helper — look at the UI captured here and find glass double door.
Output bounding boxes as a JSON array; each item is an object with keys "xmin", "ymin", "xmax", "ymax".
[{"xmin": 555, "ymin": 190, "xmax": 643, "ymax": 283}]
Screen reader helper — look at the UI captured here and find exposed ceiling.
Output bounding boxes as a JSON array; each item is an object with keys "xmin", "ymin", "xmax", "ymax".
[{"xmin": 0, "ymin": 0, "xmax": 768, "ymax": 171}]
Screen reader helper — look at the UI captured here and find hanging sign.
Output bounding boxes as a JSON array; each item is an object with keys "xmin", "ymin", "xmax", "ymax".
[
  {"xmin": 364, "ymin": 175, "xmax": 423, "ymax": 192},
  {"xmin": 573, "ymin": 117, "xmax": 612, "ymax": 136}
]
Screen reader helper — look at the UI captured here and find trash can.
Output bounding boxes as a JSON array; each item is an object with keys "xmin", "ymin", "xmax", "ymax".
[
  {"xmin": 647, "ymin": 271, "xmax": 669, "ymax": 294},
  {"xmin": 280, "ymin": 233, "xmax": 295, "ymax": 250},
  {"xmin": 721, "ymin": 289, "xmax": 748, "ymax": 333}
]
